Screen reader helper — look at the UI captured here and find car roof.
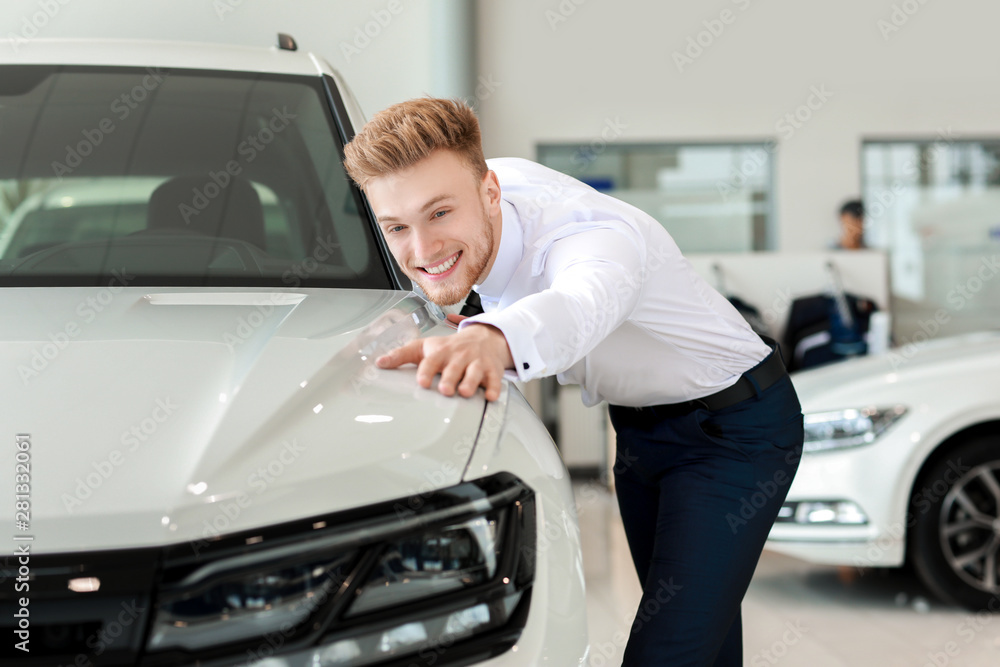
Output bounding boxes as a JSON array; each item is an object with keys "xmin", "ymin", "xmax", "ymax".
[{"xmin": 0, "ymin": 37, "xmax": 331, "ymax": 77}]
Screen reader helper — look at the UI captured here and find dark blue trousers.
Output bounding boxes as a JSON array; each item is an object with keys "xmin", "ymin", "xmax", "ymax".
[{"xmin": 609, "ymin": 360, "xmax": 803, "ymax": 666}]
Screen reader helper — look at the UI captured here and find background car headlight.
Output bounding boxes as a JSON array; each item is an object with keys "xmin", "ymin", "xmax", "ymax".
[{"xmin": 802, "ymin": 406, "xmax": 907, "ymax": 453}]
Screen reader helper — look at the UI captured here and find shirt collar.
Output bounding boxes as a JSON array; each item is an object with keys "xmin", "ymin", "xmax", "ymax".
[{"xmin": 474, "ymin": 198, "xmax": 523, "ymax": 301}]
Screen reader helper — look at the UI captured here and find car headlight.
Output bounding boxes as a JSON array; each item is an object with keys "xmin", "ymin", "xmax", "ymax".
[
  {"xmin": 347, "ymin": 513, "xmax": 503, "ymax": 616},
  {"xmin": 146, "ymin": 473, "xmax": 536, "ymax": 665},
  {"xmin": 802, "ymin": 406, "xmax": 907, "ymax": 453},
  {"xmin": 148, "ymin": 551, "xmax": 356, "ymax": 651}
]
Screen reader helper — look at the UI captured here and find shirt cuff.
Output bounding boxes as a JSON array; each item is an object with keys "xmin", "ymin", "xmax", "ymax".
[{"xmin": 457, "ymin": 313, "xmax": 545, "ymax": 383}]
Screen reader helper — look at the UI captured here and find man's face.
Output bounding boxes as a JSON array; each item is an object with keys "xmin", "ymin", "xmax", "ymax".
[
  {"xmin": 840, "ymin": 213, "xmax": 864, "ymax": 248},
  {"xmin": 366, "ymin": 150, "xmax": 502, "ymax": 306}
]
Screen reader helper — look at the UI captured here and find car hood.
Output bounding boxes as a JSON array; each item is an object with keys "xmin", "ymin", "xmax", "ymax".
[
  {"xmin": 791, "ymin": 330, "xmax": 1000, "ymax": 411},
  {"xmin": 0, "ymin": 287, "xmax": 486, "ymax": 554}
]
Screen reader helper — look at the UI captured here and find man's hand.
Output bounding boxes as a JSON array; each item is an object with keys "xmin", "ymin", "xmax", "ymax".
[{"xmin": 376, "ymin": 319, "xmax": 514, "ymax": 401}]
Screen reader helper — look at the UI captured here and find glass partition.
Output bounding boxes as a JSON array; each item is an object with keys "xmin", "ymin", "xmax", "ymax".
[
  {"xmin": 537, "ymin": 142, "xmax": 775, "ymax": 252},
  {"xmin": 862, "ymin": 138, "xmax": 1000, "ymax": 337}
]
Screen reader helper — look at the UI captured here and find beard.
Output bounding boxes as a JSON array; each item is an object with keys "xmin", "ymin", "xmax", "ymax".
[{"xmin": 410, "ymin": 205, "xmax": 495, "ymax": 307}]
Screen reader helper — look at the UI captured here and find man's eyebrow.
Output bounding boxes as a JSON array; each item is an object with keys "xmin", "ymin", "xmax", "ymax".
[{"xmin": 376, "ymin": 194, "xmax": 456, "ymax": 224}]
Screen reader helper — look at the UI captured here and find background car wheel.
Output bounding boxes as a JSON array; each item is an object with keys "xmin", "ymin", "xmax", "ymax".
[{"xmin": 910, "ymin": 436, "xmax": 1000, "ymax": 611}]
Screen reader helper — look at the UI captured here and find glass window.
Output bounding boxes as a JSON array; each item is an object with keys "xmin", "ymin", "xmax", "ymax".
[
  {"xmin": 537, "ymin": 142, "xmax": 775, "ymax": 252},
  {"xmin": 861, "ymin": 138, "xmax": 1000, "ymax": 336},
  {"xmin": 0, "ymin": 66, "xmax": 389, "ymax": 289}
]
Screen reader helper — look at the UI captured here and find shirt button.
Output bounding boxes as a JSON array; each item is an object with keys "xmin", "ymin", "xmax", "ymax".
[{"xmin": 523, "ymin": 362, "xmax": 530, "ymax": 370}]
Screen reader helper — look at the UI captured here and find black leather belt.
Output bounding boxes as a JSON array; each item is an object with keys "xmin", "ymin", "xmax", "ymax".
[{"xmin": 632, "ymin": 338, "xmax": 787, "ymax": 417}]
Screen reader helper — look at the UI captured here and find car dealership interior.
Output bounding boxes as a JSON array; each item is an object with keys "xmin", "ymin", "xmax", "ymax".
[{"xmin": 2, "ymin": 1, "xmax": 1000, "ymax": 666}]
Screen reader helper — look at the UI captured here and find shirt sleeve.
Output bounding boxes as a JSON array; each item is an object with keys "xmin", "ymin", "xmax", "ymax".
[{"xmin": 458, "ymin": 225, "xmax": 646, "ymax": 382}]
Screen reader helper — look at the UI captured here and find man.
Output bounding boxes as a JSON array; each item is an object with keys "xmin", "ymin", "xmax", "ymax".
[
  {"xmin": 836, "ymin": 199, "xmax": 866, "ymax": 250},
  {"xmin": 343, "ymin": 98, "xmax": 803, "ymax": 666}
]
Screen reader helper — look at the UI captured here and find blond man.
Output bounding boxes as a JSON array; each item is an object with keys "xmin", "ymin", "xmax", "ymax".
[{"xmin": 344, "ymin": 98, "xmax": 803, "ymax": 666}]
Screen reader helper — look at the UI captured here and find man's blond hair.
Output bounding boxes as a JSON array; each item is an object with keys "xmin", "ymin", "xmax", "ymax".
[{"xmin": 343, "ymin": 97, "xmax": 488, "ymax": 191}]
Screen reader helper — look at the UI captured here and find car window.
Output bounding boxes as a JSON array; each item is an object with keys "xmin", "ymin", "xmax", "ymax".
[{"xmin": 0, "ymin": 66, "xmax": 390, "ymax": 289}]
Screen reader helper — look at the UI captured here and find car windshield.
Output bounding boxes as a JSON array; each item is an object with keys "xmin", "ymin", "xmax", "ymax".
[{"xmin": 0, "ymin": 65, "xmax": 391, "ymax": 288}]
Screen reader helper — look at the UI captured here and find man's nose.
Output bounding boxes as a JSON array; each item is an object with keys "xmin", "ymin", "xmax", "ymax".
[{"xmin": 412, "ymin": 227, "xmax": 443, "ymax": 260}]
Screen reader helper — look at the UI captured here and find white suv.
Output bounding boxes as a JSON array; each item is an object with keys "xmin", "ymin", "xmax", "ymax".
[{"xmin": 0, "ymin": 37, "xmax": 588, "ymax": 666}]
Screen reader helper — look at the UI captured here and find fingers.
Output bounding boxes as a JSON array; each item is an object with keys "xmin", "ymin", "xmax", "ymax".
[
  {"xmin": 445, "ymin": 359, "xmax": 504, "ymax": 401},
  {"xmin": 415, "ymin": 352, "xmax": 446, "ymax": 390},
  {"xmin": 483, "ymin": 372, "xmax": 502, "ymax": 402},
  {"xmin": 375, "ymin": 333, "xmax": 504, "ymax": 401},
  {"xmin": 436, "ymin": 353, "xmax": 474, "ymax": 397},
  {"xmin": 445, "ymin": 313, "xmax": 468, "ymax": 325},
  {"xmin": 457, "ymin": 362, "xmax": 502, "ymax": 401},
  {"xmin": 376, "ymin": 339, "xmax": 424, "ymax": 370}
]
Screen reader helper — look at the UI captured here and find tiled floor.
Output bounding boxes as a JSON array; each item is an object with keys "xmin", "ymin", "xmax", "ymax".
[{"xmin": 576, "ymin": 482, "xmax": 1000, "ymax": 667}]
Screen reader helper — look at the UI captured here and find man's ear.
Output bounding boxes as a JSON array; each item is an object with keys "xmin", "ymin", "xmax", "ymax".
[{"xmin": 482, "ymin": 170, "xmax": 502, "ymax": 216}]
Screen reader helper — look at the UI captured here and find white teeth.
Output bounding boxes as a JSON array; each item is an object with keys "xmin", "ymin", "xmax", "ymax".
[{"xmin": 424, "ymin": 253, "xmax": 459, "ymax": 275}]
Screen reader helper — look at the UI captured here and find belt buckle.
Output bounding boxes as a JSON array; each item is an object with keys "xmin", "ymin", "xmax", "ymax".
[{"xmin": 692, "ymin": 397, "xmax": 712, "ymax": 412}]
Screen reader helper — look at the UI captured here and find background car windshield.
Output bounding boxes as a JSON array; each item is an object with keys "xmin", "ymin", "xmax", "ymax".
[{"xmin": 0, "ymin": 66, "xmax": 390, "ymax": 288}]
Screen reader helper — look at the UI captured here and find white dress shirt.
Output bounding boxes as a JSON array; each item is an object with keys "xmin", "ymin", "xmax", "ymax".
[{"xmin": 458, "ymin": 158, "xmax": 771, "ymax": 408}]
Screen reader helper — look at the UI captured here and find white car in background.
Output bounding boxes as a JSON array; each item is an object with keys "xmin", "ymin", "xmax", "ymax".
[
  {"xmin": 0, "ymin": 37, "xmax": 588, "ymax": 666},
  {"xmin": 769, "ymin": 332, "xmax": 1000, "ymax": 611}
]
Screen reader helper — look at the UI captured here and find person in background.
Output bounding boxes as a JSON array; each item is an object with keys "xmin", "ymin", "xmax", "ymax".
[{"xmin": 836, "ymin": 199, "xmax": 866, "ymax": 250}]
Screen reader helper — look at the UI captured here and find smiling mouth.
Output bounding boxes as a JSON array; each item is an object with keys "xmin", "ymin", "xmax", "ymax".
[{"xmin": 419, "ymin": 251, "xmax": 461, "ymax": 276}]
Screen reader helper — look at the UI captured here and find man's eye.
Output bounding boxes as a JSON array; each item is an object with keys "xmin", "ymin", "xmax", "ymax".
[
  {"xmin": 386, "ymin": 225, "xmax": 405, "ymax": 234},
  {"xmin": 433, "ymin": 210, "xmax": 448, "ymax": 218}
]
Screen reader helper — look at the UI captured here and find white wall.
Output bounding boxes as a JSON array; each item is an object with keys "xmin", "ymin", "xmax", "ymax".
[
  {"xmin": 475, "ymin": 0, "xmax": 1000, "ymax": 251},
  {"xmin": 0, "ymin": 0, "xmax": 435, "ymax": 120}
]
